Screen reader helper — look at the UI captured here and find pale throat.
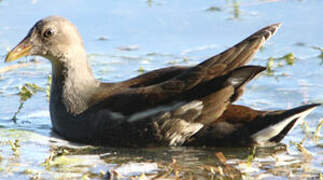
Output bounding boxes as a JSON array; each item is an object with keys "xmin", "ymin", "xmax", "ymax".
[{"xmin": 49, "ymin": 48, "xmax": 99, "ymax": 115}]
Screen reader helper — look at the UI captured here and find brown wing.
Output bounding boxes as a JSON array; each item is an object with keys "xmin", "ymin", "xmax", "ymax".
[
  {"xmin": 88, "ymin": 66, "xmax": 189, "ymax": 107},
  {"xmin": 87, "ymin": 24, "xmax": 280, "ymax": 116},
  {"xmin": 124, "ymin": 66, "xmax": 189, "ymax": 88}
]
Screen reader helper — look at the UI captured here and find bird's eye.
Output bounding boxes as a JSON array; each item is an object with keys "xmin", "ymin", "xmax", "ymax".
[{"xmin": 43, "ymin": 29, "xmax": 54, "ymax": 38}]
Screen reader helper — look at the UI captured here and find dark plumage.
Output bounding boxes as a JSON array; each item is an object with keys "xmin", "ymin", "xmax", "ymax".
[{"xmin": 5, "ymin": 16, "xmax": 320, "ymax": 147}]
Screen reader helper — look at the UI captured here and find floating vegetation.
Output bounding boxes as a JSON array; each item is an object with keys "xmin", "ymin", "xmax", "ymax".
[
  {"xmin": 291, "ymin": 138, "xmax": 313, "ymax": 162},
  {"xmin": 146, "ymin": 0, "xmax": 153, "ymax": 7},
  {"xmin": 137, "ymin": 66, "xmax": 145, "ymax": 73},
  {"xmin": 97, "ymin": 36, "xmax": 109, "ymax": 41},
  {"xmin": 23, "ymin": 168, "xmax": 39, "ymax": 175},
  {"xmin": 282, "ymin": 53, "xmax": 295, "ymax": 65},
  {"xmin": 300, "ymin": 121, "xmax": 311, "ymax": 139},
  {"xmin": 168, "ymin": 57, "xmax": 192, "ymax": 65},
  {"xmin": 82, "ymin": 170, "xmax": 106, "ymax": 180},
  {"xmin": 265, "ymin": 52, "xmax": 296, "ymax": 76},
  {"xmin": 8, "ymin": 139, "xmax": 20, "ymax": 156},
  {"xmin": 23, "ymin": 168, "xmax": 41, "ymax": 179},
  {"xmin": 206, "ymin": 0, "xmax": 241, "ymax": 20},
  {"xmin": 266, "ymin": 57, "xmax": 275, "ymax": 75},
  {"xmin": 150, "ymin": 156, "xmax": 242, "ymax": 179},
  {"xmin": 206, "ymin": 6, "xmax": 222, "ymax": 12},
  {"xmin": 42, "ymin": 151, "xmax": 56, "ymax": 169},
  {"xmin": 247, "ymin": 146, "xmax": 257, "ymax": 167},
  {"xmin": 42, "ymin": 148, "xmax": 85, "ymax": 170},
  {"xmin": 47, "ymin": 155, "xmax": 85, "ymax": 168},
  {"xmin": 11, "ymin": 83, "xmax": 43, "ymax": 122},
  {"xmin": 19, "ymin": 83, "xmax": 43, "ymax": 101},
  {"xmin": 232, "ymin": 0, "xmax": 240, "ymax": 19},
  {"xmin": 49, "ymin": 145, "xmax": 101, "ymax": 156}
]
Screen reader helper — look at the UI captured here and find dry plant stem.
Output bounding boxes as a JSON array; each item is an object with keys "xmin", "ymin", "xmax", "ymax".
[{"xmin": 0, "ymin": 62, "xmax": 36, "ymax": 74}]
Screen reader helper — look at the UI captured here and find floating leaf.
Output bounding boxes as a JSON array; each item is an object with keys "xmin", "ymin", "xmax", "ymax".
[
  {"xmin": 137, "ymin": 66, "xmax": 145, "ymax": 73},
  {"xmin": 233, "ymin": 1, "xmax": 240, "ymax": 19},
  {"xmin": 266, "ymin": 57, "xmax": 274, "ymax": 73},
  {"xmin": 12, "ymin": 83, "xmax": 43, "ymax": 122},
  {"xmin": 282, "ymin": 52, "xmax": 295, "ymax": 65},
  {"xmin": 19, "ymin": 83, "xmax": 42, "ymax": 102},
  {"xmin": 206, "ymin": 6, "xmax": 221, "ymax": 12}
]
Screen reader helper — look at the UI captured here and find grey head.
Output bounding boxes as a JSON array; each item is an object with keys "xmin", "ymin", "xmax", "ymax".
[{"xmin": 5, "ymin": 16, "xmax": 86, "ymax": 65}]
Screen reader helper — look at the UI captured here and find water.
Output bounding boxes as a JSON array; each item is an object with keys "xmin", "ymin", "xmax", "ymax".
[{"xmin": 0, "ymin": 0, "xmax": 322, "ymax": 179}]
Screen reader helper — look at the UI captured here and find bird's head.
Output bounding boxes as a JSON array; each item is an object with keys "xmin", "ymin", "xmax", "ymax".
[{"xmin": 5, "ymin": 16, "xmax": 85, "ymax": 64}]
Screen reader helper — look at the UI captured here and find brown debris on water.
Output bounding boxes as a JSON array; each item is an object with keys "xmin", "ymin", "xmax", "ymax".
[{"xmin": 291, "ymin": 138, "xmax": 313, "ymax": 162}]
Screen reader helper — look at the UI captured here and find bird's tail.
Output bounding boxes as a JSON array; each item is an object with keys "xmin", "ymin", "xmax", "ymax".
[{"xmin": 250, "ymin": 103, "xmax": 320, "ymax": 144}]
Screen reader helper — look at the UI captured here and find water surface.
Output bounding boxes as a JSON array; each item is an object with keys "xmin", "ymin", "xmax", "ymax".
[{"xmin": 0, "ymin": 0, "xmax": 322, "ymax": 179}]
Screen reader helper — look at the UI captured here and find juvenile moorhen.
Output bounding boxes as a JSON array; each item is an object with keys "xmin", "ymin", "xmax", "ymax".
[{"xmin": 5, "ymin": 16, "xmax": 319, "ymax": 147}]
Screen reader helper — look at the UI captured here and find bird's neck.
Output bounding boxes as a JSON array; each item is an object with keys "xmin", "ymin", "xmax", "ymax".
[{"xmin": 49, "ymin": 51, "xmax": 99, "ymax": 116}]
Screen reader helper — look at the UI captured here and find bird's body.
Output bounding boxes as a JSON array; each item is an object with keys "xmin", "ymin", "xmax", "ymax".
[{"xmin": 5, "ymin": 16, "xmax": 319, "ymax": 147}]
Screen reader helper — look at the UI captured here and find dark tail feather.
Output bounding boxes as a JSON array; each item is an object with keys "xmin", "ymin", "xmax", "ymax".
[{"xmin": 250, "ymin": 103, "xmax": 321, "ymax": 144}]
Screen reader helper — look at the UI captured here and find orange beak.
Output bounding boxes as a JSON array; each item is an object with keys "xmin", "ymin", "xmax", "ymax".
[{"xmin": 5, "ymin": 36, "xmax": 33, "ymax": 63}]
